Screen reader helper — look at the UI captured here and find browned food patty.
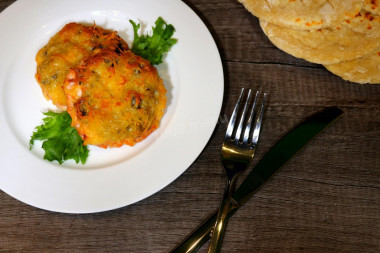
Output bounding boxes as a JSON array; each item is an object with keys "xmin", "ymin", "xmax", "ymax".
[
  {"xmin": 35, "ymin": 22, "xmax": 128, "ymax": 110},
  {"xmin": 64, "ymin": 50, "xmax": 167, "ymax": 148}
]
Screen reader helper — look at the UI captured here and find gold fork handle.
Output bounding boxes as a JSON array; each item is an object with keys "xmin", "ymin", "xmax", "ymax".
[
  {"xmin": 170, "ymin": 204, "xmax": 239, "ymax": 253},
  {"xmin": 208, "ymin": 176, "xmax": 238, "ymax": 253}
]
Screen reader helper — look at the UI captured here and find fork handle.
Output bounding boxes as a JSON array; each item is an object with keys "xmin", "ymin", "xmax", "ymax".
[
  {"xmin": 208, "ymin": 176, "xmax": 238, "ymax": 253},
  {"xmin": 170, "ymin": 202, "xmax": 239, "ymax": 253}
]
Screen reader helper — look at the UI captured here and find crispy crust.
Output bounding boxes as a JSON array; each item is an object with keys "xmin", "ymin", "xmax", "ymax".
[
  {"xmin": 35, "ymin": 22, "xmax": 128, "ymax": 110},
  {"xmin": 64, "ymin": 50, "xmax": 167, "ymax": 148}
]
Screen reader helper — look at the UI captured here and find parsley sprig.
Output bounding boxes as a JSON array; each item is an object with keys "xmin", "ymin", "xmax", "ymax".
[
  {"xmin": 130, "ymin": 17, "xmax": 177, "ymax": 65},
  {"xmin": 29, "ymin": 112, "xmax": 89, "ymax": 164}
]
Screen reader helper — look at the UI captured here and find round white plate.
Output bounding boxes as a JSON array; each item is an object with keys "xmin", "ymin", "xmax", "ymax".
[{"xmin": 0, "ymin": 0, "xmax": 223, "ymax": 213}]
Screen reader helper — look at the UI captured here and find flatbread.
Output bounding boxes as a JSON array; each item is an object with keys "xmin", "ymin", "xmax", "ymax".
[
  {"xmin": 259, "ymin": 20, "xmax": 380, "ymax": 64},
  {"xmin": 343, "ymin": 10, "xmax": 380, "ymax": 36},
  {"xmin": 324, "ymin": 47, "xmax": 380, "ymax": 84},
  {"xmin": 239, "ymin": 0, "xmax": 363, "ymax": 30},
  {"xmin": 363, "ymin": 0, "xmax": 380, "ymax": 15}
]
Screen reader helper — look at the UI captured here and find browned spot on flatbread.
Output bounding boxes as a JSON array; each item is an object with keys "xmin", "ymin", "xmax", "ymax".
[
  {"xmin": 371, "ymin": 0, "xmax": 378, "ymax": 9},
  {"xmin": 343, "ymin": 10, "xmax": 380, "ymax": 36},
  {"xmin": 365, "ymin": 12, "xmax": 375, "ymax": 20},
  {"xmin": 364, "ymin": 0, "xmax": 380, "ymax": 15},
  {"xmin": 305, "ymin": 20, "xmax": 323, "ymax": 27}
]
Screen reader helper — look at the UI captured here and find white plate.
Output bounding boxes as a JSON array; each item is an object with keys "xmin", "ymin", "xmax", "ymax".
[{"xmin": 0, "ymin": 0, "xmax": 223, "ymax": 213}]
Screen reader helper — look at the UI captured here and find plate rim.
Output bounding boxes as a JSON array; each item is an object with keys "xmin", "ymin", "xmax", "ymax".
[{"xmin": 0, "ymin": 0, "xmax": 224, "ymax": 213}]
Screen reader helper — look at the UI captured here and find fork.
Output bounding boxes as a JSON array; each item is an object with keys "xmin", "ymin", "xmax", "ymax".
[{"xmin": 208, "ymin": 88, "xmax": 266, "ymax": 253}]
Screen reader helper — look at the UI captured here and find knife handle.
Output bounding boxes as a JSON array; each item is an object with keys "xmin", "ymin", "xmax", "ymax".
[{"xmin": 171, "ymin": 203, "xmax": 239, "ymax": 253}]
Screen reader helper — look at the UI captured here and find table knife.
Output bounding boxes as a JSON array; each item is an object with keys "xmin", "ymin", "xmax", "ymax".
[{"xmin": 171, "ymin": 107, "xmax": 343, "ymax": 253}]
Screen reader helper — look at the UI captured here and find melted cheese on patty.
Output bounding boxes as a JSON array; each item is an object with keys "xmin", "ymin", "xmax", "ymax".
[
  {"xmin": 64, "ymin": 50, "xmax": 166, "ymax": 148},
  {"xmin": 35, "ymin": 22, "xmax": 128, "ymax": 110}
]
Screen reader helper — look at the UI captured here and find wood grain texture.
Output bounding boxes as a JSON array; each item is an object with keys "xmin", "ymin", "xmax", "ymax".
[{"xmin": 0, "ymin": 0, "xmax": 379, "ymax": 252}]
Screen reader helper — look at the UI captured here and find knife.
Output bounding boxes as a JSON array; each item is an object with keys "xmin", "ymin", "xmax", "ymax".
[{"xmin": 171, "ymin": 107, "xmax": 344, "ymax": 253}]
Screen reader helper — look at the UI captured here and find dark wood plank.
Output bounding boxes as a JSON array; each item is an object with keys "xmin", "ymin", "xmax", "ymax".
[
  {"xmin": 0, "ymin": 0, "xmax": 15, "ymax": 12},
  {"xmin": 0, "ymin": 0, "xmax": 379, "ymax": 252}
]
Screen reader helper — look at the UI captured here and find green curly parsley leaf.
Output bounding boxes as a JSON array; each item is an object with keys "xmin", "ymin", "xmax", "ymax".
[
  {"xmin": 130, "ymin": 17, "xmax": 177, "ymax": 65},
  {"xmin": 29, "ymin": 111, "xmax": 89, "ymax": 165}
]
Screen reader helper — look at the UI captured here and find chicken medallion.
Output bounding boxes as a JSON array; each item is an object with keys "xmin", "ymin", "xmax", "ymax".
[
  {"xmin": 35, "ymin": 22, "xmax": 128, "ymax": 110},
  {"xmin": 64, "ymin": 50, "xmax": 167, "ymax": 148}
]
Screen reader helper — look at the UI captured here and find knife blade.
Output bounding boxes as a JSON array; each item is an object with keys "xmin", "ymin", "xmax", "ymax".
[{"xmin": 171, "ymin": 107, "xmax": 343, "ymax": 253}]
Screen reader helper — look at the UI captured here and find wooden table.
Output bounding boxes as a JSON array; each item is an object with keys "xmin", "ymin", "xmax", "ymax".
[{"xmin": 1, "ymin": 0, "xmax": 379, "ymax": 252}]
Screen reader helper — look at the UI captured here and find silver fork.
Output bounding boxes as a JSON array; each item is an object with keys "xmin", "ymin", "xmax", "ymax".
[{"xmin": 208, "ymin": 88, "xmax": 266, "ymax": 253}]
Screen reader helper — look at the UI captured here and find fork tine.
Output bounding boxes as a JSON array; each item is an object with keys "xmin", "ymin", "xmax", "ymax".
[
  {"xmin": 251, "ymin": 93, "xmax": 266, "ymax": 145},
  {"xmin": 225, "ymin": 88, "xmax": 245, "ymax": 139},
  {"xmin": 242, "ymin": 91, "xmax": 259, "ymax": 144},
  {"xmin": 234, "ymin": 89, "xmax": 252, "ymax": 142}
]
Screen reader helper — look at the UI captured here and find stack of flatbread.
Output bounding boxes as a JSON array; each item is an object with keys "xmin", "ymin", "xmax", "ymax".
[{"xmin": 239, "ymin": 0, "xmax": 380, "ymax": 84}]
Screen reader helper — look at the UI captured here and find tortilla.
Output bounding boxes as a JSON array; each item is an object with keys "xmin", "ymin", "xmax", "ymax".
[
  {"xmin": 344, "ymin": 10, "xmax": 380, "ymax": 36},
  {"xmin": 363, "ymin": 0, "xmax": 380, "ymax": 15},
  {"xmin": 324, "ymin": 47, "xmax": 380, "ymax": 84},
  {"xmin": 259, "ymin": 20, "xmax": 380, "ymax": 64},
  {"xmin": 238, "ymin": 0, "xmax": 363, "ymax": 30}
]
